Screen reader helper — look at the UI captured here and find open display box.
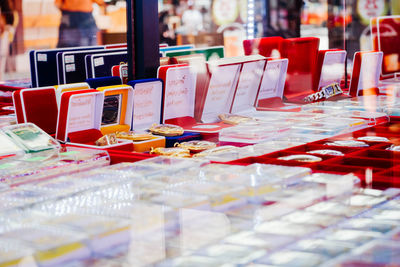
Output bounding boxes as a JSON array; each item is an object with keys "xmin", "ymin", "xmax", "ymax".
[
  {"xmin": 280, "ymin": 37, "xmax": 320, "ymax": 103},
  {"xmin": 13, "ymin": 87, "xmax": 59, "ymax": 135},
  {"xmin": 56, "ymin": 89, "xmax": 133, "ymax": 151},
  {"xmin": 96, "ymin": 85, "xmax": 134, "ymax": 135}
]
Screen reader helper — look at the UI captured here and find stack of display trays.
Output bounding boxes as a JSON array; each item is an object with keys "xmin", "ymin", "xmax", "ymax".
[{"xmin": 226, "ymin": 121, "xmax": 400, "ymax": 189}]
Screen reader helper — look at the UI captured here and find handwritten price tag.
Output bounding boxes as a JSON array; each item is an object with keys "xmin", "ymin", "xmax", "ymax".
[
  {"xmin": 133, "ymin": 81, "xmax": 162, "ymax": 130},
  {"xmin": 163, "ymin": 66, "xmax": 196, "ymax": 121}
]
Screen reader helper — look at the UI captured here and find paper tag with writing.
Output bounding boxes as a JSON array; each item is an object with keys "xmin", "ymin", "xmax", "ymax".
[
  {"xmin": 257, "ymin": 59, "xmax": 288, "ymax": 104},
  {"xmin": 37, "ymin": 53, "xmax": 47, "ymax": 62},
  {"xmin": 319, "ymin": 51, "xmax": 346, "ymax": 88},
  {"xmin": 64, "ymin": 55, "xmax": 75, "ymax": 64},
  {"xmin": 133, "ymin": 81, "xmax": 162, "ymax": 130},
  {"xmin": 231, "ymin": 60, "xmax": 265, "ymax": 113},
  {"xmin": 65, "ymin": 64, "xmax": 76, "ymax": 73},
  {"xmin": 163, "ymin": 66, "xmax": 196, "ymax": 121},
  {"xmin": 94, "ymin": 57, "xmax": 105, "ymax": 67},
  {"xmin": 201, "ymin": 64, "xmax": 241, "ymax": 123},
  {"xmin": 68, "ymin": 94, "xmax": 96, "ymax": 133},
  {"xmin": 357, "ymin": 51, "xmax": 383, "ymax": 92}
]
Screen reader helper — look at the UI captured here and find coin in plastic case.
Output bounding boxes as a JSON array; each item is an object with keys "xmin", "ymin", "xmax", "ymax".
[
  {"xmin": 307, "ymin": 149, "xmax": 344, "ymax": 156},
  {"xmin": 278, "ymin": 154, "xmax": 322, "ymax": 163}
]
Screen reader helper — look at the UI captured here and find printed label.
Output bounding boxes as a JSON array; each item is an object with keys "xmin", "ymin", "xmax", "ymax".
[
  {"xmin": 64, "ymin": 55, "xmax": 75, "ymax": 64},
  {"xmin": 94, "ymin": 57, "xmax": 105, "ymax": 67},
  {"xmin": 37, "ymin": 53, "xmax": 47, "ymax": 62},
  {"xmin": 66, "ymin": 64, "xmax": 76, "ymax": 72}
]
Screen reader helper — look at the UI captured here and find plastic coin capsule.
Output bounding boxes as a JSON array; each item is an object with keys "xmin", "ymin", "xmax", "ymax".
[
  {"xmin": 116, "ymin": 131, "xmax": 154, "ymax": 141},
  {"xmin": 325, "ymin": 140, "xmax": 369, "ymax": 147},
  {"xmin": 148, "ymin": 124, "xmax": 184, "ymax": 137},
  {"xmin": 357, "ymin": 136, "xmax": 390, "ymax": 142},
  {"xmin": 150, "ymin": 147, "xmax": 191, "ymax": 158},
  {"xmin": 218, "ymin": 113, "xmax": 255, "ymax": 125},
  {"xmin": 278, "ymin": 154, "xmax": 322, "ymax": 163},
  {"xmin": 307, "ymin": 149, "xmax": 344, "ymax": 156},
  {"xmin": 175, "ymin": 141, "xmax": 217, "ymax": 153}
]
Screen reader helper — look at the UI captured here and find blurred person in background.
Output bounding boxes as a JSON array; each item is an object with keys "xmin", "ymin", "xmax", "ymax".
[
  {"xmin": 181, "ymin": 0, "xmax": 203, "ymax": 35},
  {"xmin": 55, "ymin": 0, "xmax": 105, "ymax": 48},
  {"xmin": 0, "ymin": 0, "xmax": 15, "ymax": 80}
]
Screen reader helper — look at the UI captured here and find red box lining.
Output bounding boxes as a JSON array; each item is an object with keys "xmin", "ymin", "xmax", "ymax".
[
  {"xmin": 284, "ymin": 144, "xmax": 359, "ymax": 155},
  {"xmin": 349, "ymin": 149, "xmax": 400, "ymax": 160},
  {"xmin": 324, "ymin": 156, "xmax": 396, "ymax": 170}
]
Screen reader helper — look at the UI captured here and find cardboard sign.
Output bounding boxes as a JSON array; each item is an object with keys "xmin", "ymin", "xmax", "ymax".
[
  {"xmin": 231, "ymin": 59, "xmax": 266, "ymax": 114},
  {"xmin": 256, "ymin": 58, "xmax": 288, "ymax": 104},
  {"xmin": 130, "ymin": 79, "xmax": 163, "ymax": 130},
  {"xmin": 67, "ymin": 94, "xmax": 97, "ymax": 133},
  {"xmin": 162, "ymin": 66, "xmax": 197, "ymax": 122},
  {"xmin": 201, "ymin": 64, "xmax": 241, "ymax": 123}
]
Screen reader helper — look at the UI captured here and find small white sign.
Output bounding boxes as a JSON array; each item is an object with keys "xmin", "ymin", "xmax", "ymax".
[
  {"xmin": 37, "ymin": 53, "xmax": 47, "ymax": 62},
  {"xmin": 257, "ymin": 59, "xmax": 288, "ymax": 103},
  {"xmin": 68, "ymin": 94, "xmax": 96, "ymax": 133},
  {"xmin": 163, "ymin": 66, "xmax": 197, "ymax": 121},
  {"xmin": 94, "ymin": 57, "xmax": 105, "ymax": 67},
  {"xmin": 64, "ymin": 55, "xmax": 75, "ymax": 64},
  {"xmin": 132, "ymin": 81, "xmax": 162, "ymax": 130},
  {"xmin": 231, "ymin": 60, "xmax": 265, "ymax": 113},
  {"xmin": 201, "ymin": 64, "xmax": 241, "ymax": 123},
  {"xmin": 65, "ymin": 64, "xmax": 76, "ymax": 72}
]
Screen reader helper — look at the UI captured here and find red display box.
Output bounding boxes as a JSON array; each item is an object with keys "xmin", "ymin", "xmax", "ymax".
[
  {"xmin": 13, "ymin": 87, "xmax": 59, "ymax": 135},
  {"xmin": 280, "ymin": 37, "xmax": 320, "ymax": 103}
]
